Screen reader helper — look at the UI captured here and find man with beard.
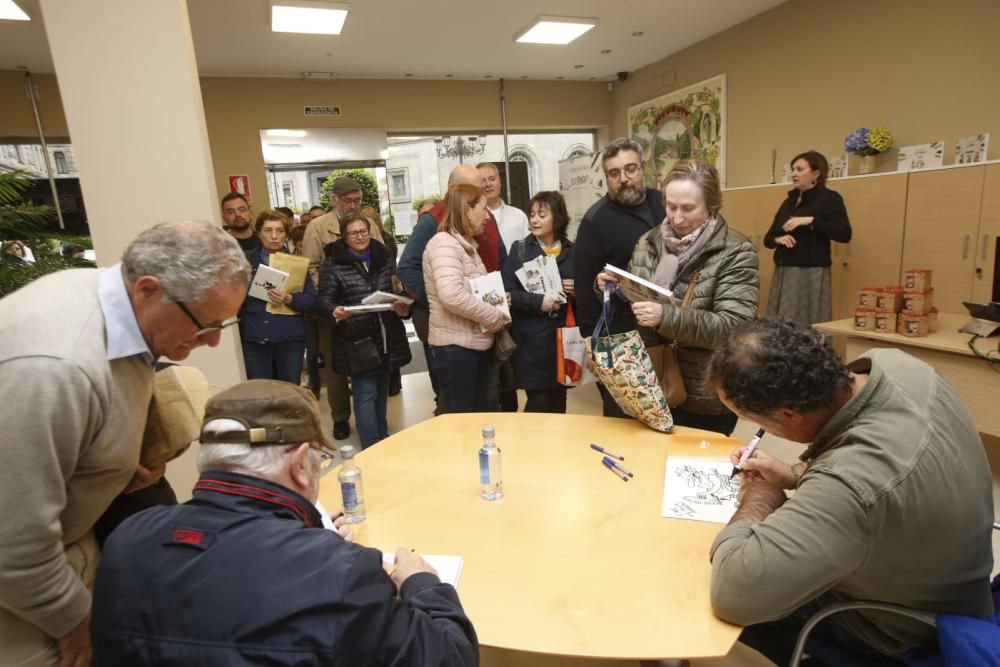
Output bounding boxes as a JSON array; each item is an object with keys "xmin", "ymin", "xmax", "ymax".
[
  {"xmin": 574, "ymin": 138, "xmax": 666, "ymax": 417},
  {"xmin": 221, "ymin": 192, "xmax": 260, "ymax": 261},
  {"xmin": 0, "ymin": 221, "xmax": 250, "ymax": 666}
]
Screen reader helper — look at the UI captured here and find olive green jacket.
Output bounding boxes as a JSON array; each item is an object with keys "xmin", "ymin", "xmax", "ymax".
[{"xmin": 628, "ymin": 217, "xmax": 760, "ymax": 414}]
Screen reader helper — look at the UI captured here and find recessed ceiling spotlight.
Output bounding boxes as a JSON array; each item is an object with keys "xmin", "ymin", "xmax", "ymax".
[
  {"xmin": 270, "ymin": 1, "xmax": 349, "ymax": 35},
  {"xmin": 0, "ymin": 0, "xmax": 30, "ymax": 21},
  {"xmin": 404, "ymin": 73, "xmax": 413, "ymax": 77},
  {"xmin": 574, "ymin": 64, "xmax": 584, "ymax": 69},
  {"xmin": 514, "ymin": 16, "xmax": 597, "ymax": 45},
  {"xmin": 600, "ymin": 49, "xmax": 612, "ymax": 54},
  {"xmin": 445, "ymin": 74, "xmax": 454, "ymax": 78},
  {"xmin": 632, "ymin": 31, "xmax": 644, "ymax": 37},
  {"xmin": 520, "ymin": 75, "xmax": 528, "ymax": 79},
  {"xmin": 556, "ymin": 76, "xmax": 564, "ymax": 80}
]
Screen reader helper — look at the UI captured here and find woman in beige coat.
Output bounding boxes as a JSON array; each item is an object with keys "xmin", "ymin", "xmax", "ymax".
[{"xmin": 422, "ymin": 184, "xmax": 509, "ymax": 413}]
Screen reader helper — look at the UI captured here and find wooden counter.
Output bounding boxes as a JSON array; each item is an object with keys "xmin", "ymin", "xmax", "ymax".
[{"xmin": 816, "ymin": 313, "xmax": 1000, "ymax": 436}]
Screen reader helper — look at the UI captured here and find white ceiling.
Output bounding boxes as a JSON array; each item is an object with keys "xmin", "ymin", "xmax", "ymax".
[{"xmin": 0, "ymin": 0, "xmax": 787, "ymax": 81}]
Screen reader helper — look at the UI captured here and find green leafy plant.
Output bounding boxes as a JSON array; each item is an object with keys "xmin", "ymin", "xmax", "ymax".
[
  {"xmin": 318, "ymin": 168, "xmax": 380, "ymax": 212},
  {"xmin": 0, "ymin": 169, "xmax": 93, "ymax": 297},
  {"xmin": 412, "ymin": 194, "xmax": 442, "ymax": 211}
]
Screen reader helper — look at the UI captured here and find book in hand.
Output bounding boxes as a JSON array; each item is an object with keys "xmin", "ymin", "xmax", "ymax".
[
  {"xmin": 603, "ymin": 264, "xmax": 673, "ymax": 304},
  {"xmin": 515, "ymin": 255, "xmax": 565, "ymax": 301},
  {"xmin": 342, "ymin": 303, "xmax": 394, "ymax": 313},
  {"xmin": 249, "ymin": 263, "xmax": 290, "ymax": 302},
  {"xmin": 468, "ymin": 271, "xmax": 511, "ymax": 332},
  {"xmin": 362, "ymin": 290, "xmax": 415, "ymax": 306}
]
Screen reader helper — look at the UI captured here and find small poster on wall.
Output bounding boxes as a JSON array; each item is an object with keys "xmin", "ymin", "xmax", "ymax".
[
  {"xmin": 828, "ymin": 155, "xmax": 848, "ymax": 179},
  {"xmin": 558, "ymin": 152, "xmax": 605, "ymax": 242},
  {"xmin": 897, "ymin": 142, "xmax": 944, "ymax": 172},
  {"xmin": 954, "ymin": 134, "xmax": 989, "ymax": 165}
]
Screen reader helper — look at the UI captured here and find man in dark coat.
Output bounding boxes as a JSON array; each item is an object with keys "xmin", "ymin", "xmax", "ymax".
[
  {"xmin": 573, "ymin": 137, "xmax": 666, "ymax": 417},
  {"xmin": 91, "ymin": 380, "xmax": 479, "ymax": 666}
]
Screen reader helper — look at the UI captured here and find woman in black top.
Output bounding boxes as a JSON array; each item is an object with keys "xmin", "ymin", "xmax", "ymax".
[{"xmin": 763, "ymin": 151, "xmax": 852, "ymax": 326}]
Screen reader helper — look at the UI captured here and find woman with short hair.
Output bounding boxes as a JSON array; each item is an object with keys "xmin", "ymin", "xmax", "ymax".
[
  {"xmin": 240, "ymin": 209, "xmax": 315, "ymax": 384},
  {"xmin": 764, "ymin": 150, "xmax": 852, "ymax": 326},
  {"xmin": 422, "ymin": 184, "xmax": 510, "ymax": 414},
  {"xmin": 501, "ymin": 191, "xmax": 575, "ymax": 413},
  {"xmin": 316, "ymin": 213, "xmax": 411, "ymax": 448},
  {"xmin": 598, "ymin": 160, "xmax": 760, "ymax": 435}
]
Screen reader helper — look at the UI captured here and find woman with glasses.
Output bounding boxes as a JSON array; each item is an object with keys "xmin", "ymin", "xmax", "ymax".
[
  {"xmin": 422, "ymin": 184, "xmax": 510, "ymax": 414},
  {"xmin": 240, "ymin": 209, "xmax": 316, "ymax": 384},
  {"xmin": 316, "ymin": 213, "xmax": 411, "ymax": 448}
]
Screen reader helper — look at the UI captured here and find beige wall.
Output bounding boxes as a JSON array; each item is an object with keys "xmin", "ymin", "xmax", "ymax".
[
  {"xmin": 0, "ymin": 70, "xmax": 69, "ymax": 140},
  {"xmin": 610, "ymin": 0, "xmax": 1000, "ymax": 187},
  {"xmin": 201, "ymin": 77, "xmax": 610, "ymax": 210}
]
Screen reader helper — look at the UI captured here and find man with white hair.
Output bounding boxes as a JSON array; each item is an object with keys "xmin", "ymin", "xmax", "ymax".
[
  {"xmin": 91, "ymin": 380, "xmax": 479, "ymax": 665},
  {"xmin": 0, "ymin": 220, "xmax": 250, "ymax": 666}
]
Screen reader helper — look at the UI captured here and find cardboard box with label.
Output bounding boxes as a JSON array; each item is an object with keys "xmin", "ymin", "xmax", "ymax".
[
  {"xmin": 903, "ymin": 269, "xmax": 933, "ymax": 292},
  {"xmin": 875, "ymin": 286, "xmax": 904, "ymax": 313},
  {"xmin": 902, "ymin": 288, "xmax": 934, "ymax": 314},
  {"xmin": 854, "ymin": 308, "xmax": 876, "ymax": 331},
  {"xmin": 898, "ymin": 313, "xmax": 929, "ymax": 337},
  {"xmin": 858, "ymin": 288, "xmax": 882, "ymax": 308},
  {"xmin": 874, "ymin": 312, "xmax": 897, "ymax": 333}
]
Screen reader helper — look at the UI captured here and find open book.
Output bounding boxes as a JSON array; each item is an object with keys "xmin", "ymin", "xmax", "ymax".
[
  {"xmin": 249, "ymin": 263, "xmax": 289, "ymax": 301},
  {"xmin": 603, "ymin": 264, "xmax": 673, "ymax": 304}
]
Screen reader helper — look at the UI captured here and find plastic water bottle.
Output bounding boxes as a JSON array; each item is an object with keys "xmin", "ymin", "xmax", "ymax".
[
  {"xmin": 338, "ymin": 445, "xmax": 366, "ymax": 523},
  {"xmin": 479, "ymin": 425, "xmax": 503, "ymax": 500}
]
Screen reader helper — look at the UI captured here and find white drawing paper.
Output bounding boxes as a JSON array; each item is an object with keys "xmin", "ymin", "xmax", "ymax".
[
  {"xmin": 249, "ymin": 263, "xmax": 289, "ymax": 301},
  {"xmin": 897, "ymin": 142, "xmax": 944, "ymax": 172},
  {"xmin": 828, "ymin": 154, "xmax": 848, "ymax": 179},
  {"xmin": 362, "ymin": 290, "xmax": 415, "ymax": 306},
  {"xmin": 469, "ymin": 271, "xmax": 511, "ymax": 332},
  {"xmin": 383, "ymin": 552, "xmax": 464, "ymax": 587},
  {"xmin": 661, "ymin": 456, "xmax": 741, "ymax": 524},
  {"xmin": 955, "ymin": 134, "xmax": 989, "ymax": 165}
]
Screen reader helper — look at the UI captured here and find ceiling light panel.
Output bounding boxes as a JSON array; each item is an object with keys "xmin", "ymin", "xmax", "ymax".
[
  {"xmin": 515, "ymin": 16, "xmax": 596, "ymax": 45},
  {"xmin": 0, "ymin": 0, "xmax": 30, "ymax": 21},
  {"xmin": 271, "ymin": 1, "xmax": 349, "ymax": 35}
]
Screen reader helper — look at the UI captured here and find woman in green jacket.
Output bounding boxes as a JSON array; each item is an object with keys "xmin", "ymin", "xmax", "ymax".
[{"xmin": 599, "ymin": 160, "xmax": 760, "ymax": 435}]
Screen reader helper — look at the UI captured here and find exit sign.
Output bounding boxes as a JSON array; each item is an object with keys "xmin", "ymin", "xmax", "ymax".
[{"xmin": 304, "ymin": 105, "xmax": 341, "ymax": 117}]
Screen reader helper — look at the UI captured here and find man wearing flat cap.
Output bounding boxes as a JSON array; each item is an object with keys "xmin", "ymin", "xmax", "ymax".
[
  {"xmin": 303, "ymin": 176, "xmax": 385, "ymax": 441},
  {"xmin": 90, "ymin": 380, "xmax": 479, "ymax": 666}
]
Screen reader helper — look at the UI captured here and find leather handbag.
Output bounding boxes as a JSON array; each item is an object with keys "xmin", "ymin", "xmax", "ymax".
[
  {"xmin": 490, "ymin": 328, "xmax": 517, "ymax": 367},
  {"xmin": 345, "ymin": 336, "xmax": 384, "ymax": 376},
  {"xmin": 659, "ymin": 270, "xmax": 700, "ymax": 408}
]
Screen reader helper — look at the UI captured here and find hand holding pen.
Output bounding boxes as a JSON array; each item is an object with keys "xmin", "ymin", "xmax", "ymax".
[{"xmin": 728, "ymin": 442, "xmax": 800, "ymax": 490}]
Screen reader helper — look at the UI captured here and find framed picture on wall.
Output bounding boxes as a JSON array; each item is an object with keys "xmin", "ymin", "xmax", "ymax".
[
  {"xmin": 828, "ymin": 154, "xmax": 848, "ymax": 179},
  {"xmin": 954, "ymin": 134, "xmax": 989, "ymax": 165},
  {"xmin": 627, "ymin": 74, "xmax": 727, "ymax": 188},
  {"xmin": 897, "ymin": 142, "xmax": 944, "ymax": 172}
]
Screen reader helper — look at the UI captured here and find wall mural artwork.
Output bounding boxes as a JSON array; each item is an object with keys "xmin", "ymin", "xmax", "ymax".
[{"xmin": 627, "ymin": 74, "xmax": 727, "ymax": 188}]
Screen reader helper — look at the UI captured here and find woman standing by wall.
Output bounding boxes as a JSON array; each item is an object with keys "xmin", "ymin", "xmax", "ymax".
[
  {"xmin": 501, "ymin": 191, "xmax": 575, "ymax": 413},
  {"xmin": 240, "ymin": 210, "xmax": 315, "ymax": 384},
  {"xmin": 763, "ymin": 151, "xmax": 852, "ymax": 326}
]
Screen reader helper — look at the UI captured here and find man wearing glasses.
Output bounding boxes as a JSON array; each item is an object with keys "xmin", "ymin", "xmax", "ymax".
[
  {"xmin": 0, "ymin": 220, "xmax": 249, "ymax": 666},
  {"xmin": 91, "ymin": 380, "xmax": 478, "ymax": 665},
  {"xmin": 302, "ymin": 177, "xmax": 383, "ymax": 441},
  {"xmin": 220, "ymin": 191, "xmax": 260, "ymax": 261},
  {"xmin": 573, "ymin": 137, "xmax": 666, "ymax": 417}
]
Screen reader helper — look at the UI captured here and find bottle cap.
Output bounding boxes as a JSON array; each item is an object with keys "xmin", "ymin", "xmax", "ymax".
[
  {"xmin": 338, "ymin": 445, "xmax": 356, "ymax": 459},
  {"xmin": 482, "ymin": 424, "xmax": 495, "ymax": 438}
]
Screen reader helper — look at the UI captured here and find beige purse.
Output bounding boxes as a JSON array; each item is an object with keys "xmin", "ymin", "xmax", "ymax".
[{"xmin": 658, "ymin": 271, "xmax": 699, "ymax": 408}]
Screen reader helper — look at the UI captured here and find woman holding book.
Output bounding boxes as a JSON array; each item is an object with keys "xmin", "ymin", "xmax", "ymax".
[
  {"xmin": 316, "ymin": 213, "xmax": 411, "ymax": 448},
  {"xmin": 501, "ymin": 191, "xmax": 575, "ymax": 413},
  {"xmin": 422, "ymin": 184, "xmax": 510, "ymax": 414},
  {"xmin": 598, "ymin": 161, "xmax": 759, "ymax": 435},
  {"xmin": 240, "ymin": 209, "xmax": 315, "ymax": 385}
]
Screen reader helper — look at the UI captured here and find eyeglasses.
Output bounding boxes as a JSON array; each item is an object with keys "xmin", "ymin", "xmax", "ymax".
[
  {"xmin": 337, "ymin": 196, "xmax": 363, "ymax": 206},
  {"xmin": 345, "ymin": 229, "xmax": 370, "ymax": 239},
  {"xmin": 606, "ymin": 163, "xmax": 642, "ymax": 181},
  {"xmin": 223, "ymin": 206, "xmax": 250, "ymax": 216},
  {"xmin": 174, "ymin": 300, "xmax": 240, "ymax": 337}
]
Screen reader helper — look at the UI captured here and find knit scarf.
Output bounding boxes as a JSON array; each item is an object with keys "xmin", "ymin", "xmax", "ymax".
[{"xmin": 652, "ymin": 216, "xmax": 717, "ymax": 290}]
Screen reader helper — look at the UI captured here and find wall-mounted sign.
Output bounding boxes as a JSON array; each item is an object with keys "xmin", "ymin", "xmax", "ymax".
[
  {"xmin": 228, "ymin": 174, "xmax": 251, "ymax": 200},
  {"xmin": 304, "ymin": 106, "xmax": 342, "ymax": 117}
]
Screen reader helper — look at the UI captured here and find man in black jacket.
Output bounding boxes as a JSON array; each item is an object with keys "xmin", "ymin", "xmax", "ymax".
[
  {"xmin": 574, "ymin": 138, "xmax": 666, "ymax": 417},
  {"xmin": 91, "ymin": 380, "xmax": 479, "ymax": 666}
]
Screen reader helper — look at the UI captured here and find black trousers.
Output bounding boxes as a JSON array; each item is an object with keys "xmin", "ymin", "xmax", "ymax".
[
  {"xmin": 524, "ymin": 387, "xmax": 568, "ymax": 414},
  {"xmin": 670, "ymin": 405, "xmax": 738, "ymax": 436}
]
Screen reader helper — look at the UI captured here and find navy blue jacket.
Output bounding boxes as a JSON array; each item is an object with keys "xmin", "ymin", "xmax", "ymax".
[
  {"xmin": 397, "ymin": 213, "xmax": 437, "ymax": 305},
  {"xmin": 91, "ymin": 470, "xmax": 479, "ymax": 666},
  {"xmin": 240, "ymin": 248, "xmax": 316, "ymax": 343},
  {"xmin": 501, "ymin": 236, "xmax": 575, "ymax": 391}
]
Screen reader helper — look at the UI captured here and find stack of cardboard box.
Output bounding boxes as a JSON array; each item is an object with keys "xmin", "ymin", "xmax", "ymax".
[{"xmin": 854, "ymin": 270, "xmax": 939, "ymax": 337}]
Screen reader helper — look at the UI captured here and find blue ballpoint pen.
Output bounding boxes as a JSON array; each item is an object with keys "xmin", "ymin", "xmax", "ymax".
[
  {"xmin": 603, "ymin": 456, "xmax": 634, "ymax": 478},
  {"xmin": 590, "ymin": 443, "xmax": 624, "ymax": 460},
  {"xmin": 602, "ymin": 458, "xmax": 629, "ymax": 482}
]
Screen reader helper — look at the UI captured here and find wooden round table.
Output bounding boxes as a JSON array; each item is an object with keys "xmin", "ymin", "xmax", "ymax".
[{"xmin": 318, "ymin": 413, "xmax": 742, "ymax": 661}]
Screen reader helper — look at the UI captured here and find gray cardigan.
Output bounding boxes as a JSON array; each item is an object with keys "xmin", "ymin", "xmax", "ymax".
[{"xmin": 0, "ymin": 269, "xmax": 154, "ymax": 640}]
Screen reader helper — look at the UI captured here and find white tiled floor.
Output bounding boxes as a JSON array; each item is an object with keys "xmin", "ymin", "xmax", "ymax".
[{"xmin": 167, "ymin": 369, "xmax": 1000, "ymax": 667}]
